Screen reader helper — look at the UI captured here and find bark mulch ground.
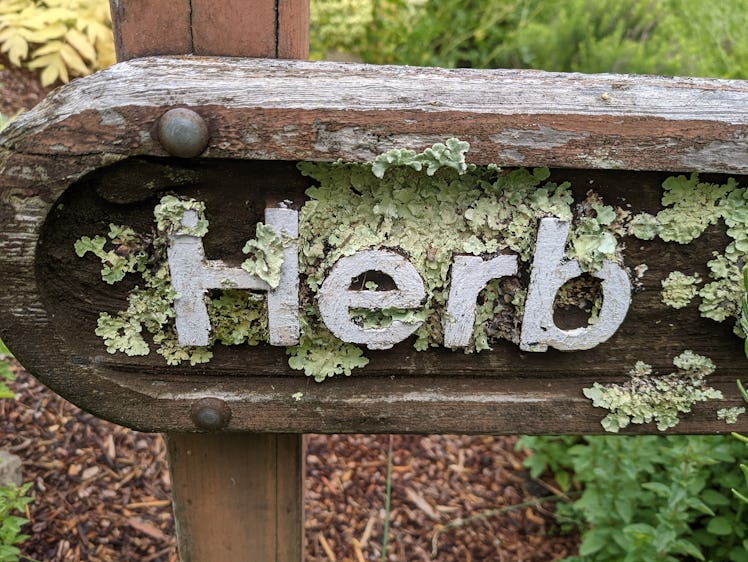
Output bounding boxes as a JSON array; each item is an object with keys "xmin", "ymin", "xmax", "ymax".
[
  {"xmin": 1, "ymin": 364, "xmax": 578, "ymax": 561},
  {"xmin": 0, "ymin": 60, "xmax": 578, "ymax": 561}
]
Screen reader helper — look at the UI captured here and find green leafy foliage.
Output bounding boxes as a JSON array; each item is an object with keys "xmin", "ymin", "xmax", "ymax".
[
  {"xmin": 313, "ymin": 0, "xmax": 747, "ymax": 79},
  {"xmin": 0, "ymin": 483, "xmax": 32, "ymax": 562},
  {"xmin": 518, "ymin": 435, "xmax": 748, "ymax": 562},
  {"xmin": 0, "ymin": 358, "xmax": 14, "ymax": 400},
  {"xmin": 732, "ymin": 381, "xmax": 748, "ymax": 506},
  {"xmin": 0, "ymin": 0, "xmax": 114, "ymax": 86}
]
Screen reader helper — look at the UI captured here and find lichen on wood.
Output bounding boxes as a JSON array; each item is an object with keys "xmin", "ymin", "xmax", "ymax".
[{"xmin": 584, "ymin": 351, "xmax": 723, "ymax": 432}]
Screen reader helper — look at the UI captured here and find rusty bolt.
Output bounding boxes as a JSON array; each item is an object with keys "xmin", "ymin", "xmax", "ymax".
[
  {"xmin": 157, "ymin": 108, "xmax": 210, "ymax": 158},
  {"xmin": 191, "ymin": 397, "xmax": 231, "ymax": 431}
]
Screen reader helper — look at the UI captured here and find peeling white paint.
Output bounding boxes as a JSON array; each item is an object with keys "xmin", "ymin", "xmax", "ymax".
[
  {"xmin": 520, "ymin": 218, "xmax": 631, "ymax": 352},
  {"xmin": 444, "ymin": 254, "xmax": 518, "ymax": 348},
  {"xmin": 318, "ymin": 249, "xmax": 425, "ymax": 350}
]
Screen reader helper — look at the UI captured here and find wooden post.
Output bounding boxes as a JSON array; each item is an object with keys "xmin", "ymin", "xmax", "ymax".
[
  {"xmin": 167, "ymin": 434, "xmax": 305, "ymax": 561},
  {"xmin": 108, "ymin": 2, "xmax": 309, "ymax": 560}
]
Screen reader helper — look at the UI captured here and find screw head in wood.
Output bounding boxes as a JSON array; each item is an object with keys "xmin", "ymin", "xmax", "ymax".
[
  {"xmin": 191, "ymin": 397, "xmax": 232, "ymax": 431},
  {"xmin": 157, "ymin": 108, "xmax": 210, "ymax": 158}
]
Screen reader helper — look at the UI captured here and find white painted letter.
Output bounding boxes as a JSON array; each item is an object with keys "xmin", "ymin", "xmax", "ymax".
[
  {"xmin": 167, "ymin": 207, "xmax": 299, "ymax": 347},
  {"xmin": 318, "ymin": 249, "xmax": 425, "ymax": 350},
  {"xmin": 443, "ymin": 254, "xmax": 518, "ymax": 348},
  {"xmin": 520, "ymin": 218, "xmax": 630, "ymax": 352}
]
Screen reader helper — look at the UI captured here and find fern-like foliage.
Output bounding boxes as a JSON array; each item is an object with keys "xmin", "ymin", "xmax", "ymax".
[{"xmin": 0, "ymin": 0, "xmax": 114, "ymax": 86}]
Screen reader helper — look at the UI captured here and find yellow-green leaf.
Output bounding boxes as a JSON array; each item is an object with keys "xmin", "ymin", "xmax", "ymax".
[
  {"xmin": 65, "ymin": 27, "xmax": 95, "ymax": 61},
  {"xmin": 30, "ymin": 39, "xmax": 63, "ymax": 57},
  {"xmin": 0, "ymin": 32, "xmax": 28, "ymax": 66},
  {"xmin": 28, "ymin": 52, "xmax": 68, "ymax": 85},
  {"xmin": 59, "ymin": 42, "xmax": 90, "ymax": 75},
  {"xmin": 24, "ymin": 23, "xmax": 67, "ymax": 42}
]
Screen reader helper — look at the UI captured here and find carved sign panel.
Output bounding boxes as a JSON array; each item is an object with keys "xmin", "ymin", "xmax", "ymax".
[{"xmin": 1, "ymin": 58, "xmax": 746, "ymax": 434}]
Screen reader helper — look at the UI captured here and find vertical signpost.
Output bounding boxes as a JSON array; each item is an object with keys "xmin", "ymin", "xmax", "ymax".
[{"xmin": 109, "ymin": 2, "xmax": 309, "ymax": 560}]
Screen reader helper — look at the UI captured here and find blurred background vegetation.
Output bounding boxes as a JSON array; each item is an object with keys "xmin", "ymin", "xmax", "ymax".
[{"xmin": 311, "ymin": 0, "xmax": 747, "ymax": 78}]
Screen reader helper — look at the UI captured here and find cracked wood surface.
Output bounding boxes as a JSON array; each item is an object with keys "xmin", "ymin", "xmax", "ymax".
[
  {"xmin": 2, "ymin": 57, "xmax": 746, "ymax": 173},
  {"xmin": 0, "ymin": 58, "xmax": 747, "ymax": 434}
]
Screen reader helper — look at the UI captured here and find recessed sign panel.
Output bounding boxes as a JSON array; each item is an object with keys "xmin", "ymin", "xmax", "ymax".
[{"xmin": 1, "ymin": 58, "xmax": 746, "ymax": 433}]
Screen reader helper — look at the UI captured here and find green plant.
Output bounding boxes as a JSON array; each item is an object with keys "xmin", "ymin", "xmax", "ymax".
[
  {"xmin": 0, "ymin": 484, "xmax": 32, "ymax": 562},
  {"xmin": 322, "ymin": 0, "xmax": 747, "ymax": 79},
  {"xmin": 518, "ymin": 435, "xmax": 748, "ymax": 561},
  {"xmin": 0, "ymin": 0, "xmax": 114, "ymax": 86}
]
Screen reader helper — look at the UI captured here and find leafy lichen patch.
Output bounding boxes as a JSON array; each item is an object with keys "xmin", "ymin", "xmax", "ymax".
[
  {"xmin": 629, "ymin": 174, "xmax": 746, "ymax": 332},
  {"xmin": 583, "ymin": 351, "xmax": 723, "ymax": 432},
  {"xmin": 661, "ymin": 271, "xmax": 701, "ymax": 309},
  {"xmin": 240, "ymin": 222, "xmax": 284, "ymax": 289},
  {"xmin": 717, "ymin": 407, "xmax": 745, "ymax": 424}
]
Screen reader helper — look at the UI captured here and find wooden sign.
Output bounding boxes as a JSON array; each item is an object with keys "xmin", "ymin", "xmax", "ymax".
[{"xmin": 1, "ymin": 57, "xmax": 747, "ymax": 435}]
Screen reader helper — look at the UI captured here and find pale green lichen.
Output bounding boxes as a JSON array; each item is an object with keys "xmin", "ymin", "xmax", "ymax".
[
  {"xmin": 295, "ymin": 141, "xmax": 624, "ymax": 374},
  {"xmin": 652, "ymin": 174, "xmax": 731, "ymax": 244},
  {"xmin": 241, "ymin": 222, "xmax": 284, "ymax": 289},
  {"xmin": 628, "ymin": 212, "xmax": 660, "ymax": 240},
  {"xmin": 74, "ymin": 224, "xmax": 148, "ymax": 284},
  {"xmin": 371, "ymin": 138, "xmax": 470, "ymax": 178},
  {"xmin": 78, "ymin": 196, "xmax": 266, "ymax": 365},
  {"xmin": 154, "ymin": 195, "xmax": 209, "ymax": 237},
  {"xmin": 287, "ymin": 312, "xmax": 369, "ymax": 382},
  {"xmin": 717, "ymin": 407, "xmax": 745, "ymax": 424},
  {"xmin": 627, "ymin": 174, "xmax": 745, "ymax": 337},
  {"xmin": 583, "ymin": 351, "xmax": 723, "ymax": 432},
  {"xmin": 661, "ymin": 271, "xmax": 701, "ymax": 309}
]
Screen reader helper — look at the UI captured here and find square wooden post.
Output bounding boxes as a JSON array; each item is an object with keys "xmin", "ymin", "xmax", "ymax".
[{"xmin": 108, "ymin": 2, "xmax": 309, "ymax": 560}]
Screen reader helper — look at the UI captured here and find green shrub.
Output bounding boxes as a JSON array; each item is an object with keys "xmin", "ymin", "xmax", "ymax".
[
  {"xmin": 518, "ymin": 435, "xmax": 748, "ymax": 561},
  {"xmin": 315, "ymin": 0, "xmax": 747, "ymax": 79}
]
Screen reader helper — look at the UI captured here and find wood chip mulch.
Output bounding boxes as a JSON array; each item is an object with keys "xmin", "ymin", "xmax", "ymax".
[{"xmin": 0, "ymin": 364, "xmax": 578, "ymax": 561}]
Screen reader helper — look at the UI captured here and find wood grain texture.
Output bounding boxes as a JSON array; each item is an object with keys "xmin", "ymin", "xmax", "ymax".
[
  {"xmin": 192, "ymin": 0, "xmax": 276, "ymax": 57},
  {"xmin": 110, "ymin": 1, "xmax": 310, "ymax": 60},
  {"xmin": 0, "ymin": 58, "xmax": 747, "ymax": 434},
  {"xmin": 4, "ymin": 57, "xmax": 745, "ymax": 173},
  {"xmin": 277, "ymin": 0, "xmax": 310, "ymax": 59},
  {"xmin": 109, "ymin": 0, "xmax": 192, "ymax": 60},
  {"xmin": 167, "ymin": 433, "xmax": 304, "ymax": 561}
]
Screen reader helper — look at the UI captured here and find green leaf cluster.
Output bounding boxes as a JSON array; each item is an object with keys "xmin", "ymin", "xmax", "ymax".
[
  {"xmin": 518, "ymin": 434, "xmax": 748, "ymax": 562},
  {"xmin": 0, "ymin": 0, "xmax": 114, "ymax": 86},
  {"xmin": 0, "ymin": 483, "xmax": 32, "ymax": 562}
]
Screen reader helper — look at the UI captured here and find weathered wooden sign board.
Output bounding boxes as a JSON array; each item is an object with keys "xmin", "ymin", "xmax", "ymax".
[{"xmin": 1, "ymin": 57, "xmax": 747, "ymax": 435}]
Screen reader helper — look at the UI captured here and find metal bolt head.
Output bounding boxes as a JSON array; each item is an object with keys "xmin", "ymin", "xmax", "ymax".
[
  {"xmin": 157, "ymin": 108, "xmax": 209, "ymax": 158},
  {"xmin": 191, "ymin": 397, "xmax": 232, "ymax": 431}
]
